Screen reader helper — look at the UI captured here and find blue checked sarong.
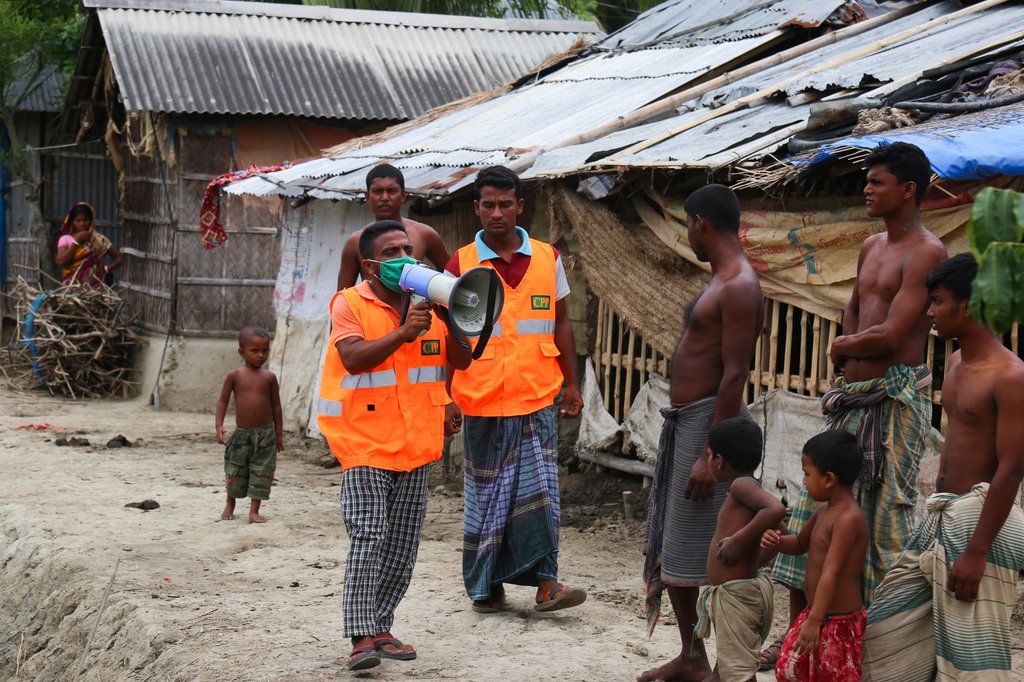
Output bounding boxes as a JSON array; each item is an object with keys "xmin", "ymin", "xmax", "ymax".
[{"xmin": 462, "ymin": 406, "xmax": 560, "ymax": 602}]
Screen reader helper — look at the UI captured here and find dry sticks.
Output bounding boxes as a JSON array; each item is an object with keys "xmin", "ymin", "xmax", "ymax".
[{"xmin": 2, "ymin": 275, "xmax": 139, "ymax": 399}]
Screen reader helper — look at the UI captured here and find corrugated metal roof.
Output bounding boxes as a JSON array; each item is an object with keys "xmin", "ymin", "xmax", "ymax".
[
  {"xmin": 88, "ymin": 0, "xmax": 599, "ymax": 119},
  {"xmin": 225, "ymin": 31, "xmax": 783, "ymax": 197},
  {"xmin": 226, "ymin": 0, "xmax": 1024, "ymax": 199},
  {"xmin": 695, "ymin": 1, "xmax": 1022, "ymax": 103},
  {"xmin": 599, "ymin": 0, "xmax": 846, "ymax": 50},
  {"xmin": 6, "ymin": 62, "xmax": 65, "ymax": 113}
]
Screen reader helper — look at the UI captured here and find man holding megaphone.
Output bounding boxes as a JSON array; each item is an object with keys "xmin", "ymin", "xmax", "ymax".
[
  {"xmin": 446, "ymin": 165, "xmax": 587, "ymax": 615},
  {"xmin": 317, "ymin": 220, "xmax": 472, "ymax": 672}
]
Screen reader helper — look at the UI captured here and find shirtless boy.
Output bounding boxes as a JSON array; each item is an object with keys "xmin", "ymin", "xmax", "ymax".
[
  {"xmin": 337, "ymin": 164, "xmax": 450, "ymax": 289},
  {"xmin": 215, "ymin": 325, "xmax": 284, "ymax": 523},
  {"xmin": 696, "ymin": 417, "xmax": 785, "ymax": 682},
  {"xmin": 763, "ymin": 430, "xmax": 868, "ymax": 681},
  {"xmin": 862, "ymin": 253, "xmax": 1024, "ymax": 681}
]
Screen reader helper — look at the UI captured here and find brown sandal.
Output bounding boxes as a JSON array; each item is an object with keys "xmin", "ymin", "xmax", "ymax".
[
  {"xmin": 534, "ymin": 584, "xmax": 587, "ymax": 612},
  {"xmin": 759, "ymin": 637, "xmax": 784, "ymax": 671}
]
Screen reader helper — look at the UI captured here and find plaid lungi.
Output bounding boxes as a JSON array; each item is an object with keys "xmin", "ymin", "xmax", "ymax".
[
  {"xmin": 341, "ymin": 464, "xmax": 430, "ymax": 638},
  {"xmin": 462, "ymin": 406, "xmax": 560, "ymax": 602},
  {"xmin": 772, "ymin": 364, "xmax": 932, "ymax": 605}
]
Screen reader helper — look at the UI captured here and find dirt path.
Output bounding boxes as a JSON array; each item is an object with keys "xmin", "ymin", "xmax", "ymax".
[{"xmin": 1, "ymin": 385, "xmax": 1021, "ymax": 681}]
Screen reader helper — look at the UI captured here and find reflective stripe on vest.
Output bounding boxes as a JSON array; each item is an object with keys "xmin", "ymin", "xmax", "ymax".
[
  {"xmin": 408, "ymin": 366, "xmax": 445, "ymax": 384},
  {"xmin": 318, "ymin": 398, "xmax": 342, "ymax": 417},
  {"xmin": 488, "ymin": 322, "xmax": 503, "ymax": 337},
  {"xmin": 517, "ymin": 319, "xmax": 555, "ymax": 335},
  {"xmin": 340, "ymin": 369, "xmax": 398, "ymax": 390}
]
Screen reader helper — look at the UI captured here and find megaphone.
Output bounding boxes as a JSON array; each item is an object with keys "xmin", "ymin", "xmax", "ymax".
[{"xmin": 398, "ymin": 263, "xmax": 504, "ymax": 358}]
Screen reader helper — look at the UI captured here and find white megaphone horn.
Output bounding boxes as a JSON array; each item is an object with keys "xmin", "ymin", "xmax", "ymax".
[{"xmin": 398, "ymin": 263, "xmax": 504, "ymax": 341}]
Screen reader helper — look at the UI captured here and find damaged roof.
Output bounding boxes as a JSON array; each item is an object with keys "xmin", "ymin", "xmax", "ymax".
[
  {"xmin": 225, "ymin": 0, "xmax": 1024, "ymax": 200},
  {"xmin": 83, "ymin": 0, "xmax": 599, "ymax": 120}
]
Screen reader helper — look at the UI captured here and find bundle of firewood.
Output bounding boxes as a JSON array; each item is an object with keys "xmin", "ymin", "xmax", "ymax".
[{"xmin": 2, "ymin": 276, "xmax": 138, "ymax": 399}]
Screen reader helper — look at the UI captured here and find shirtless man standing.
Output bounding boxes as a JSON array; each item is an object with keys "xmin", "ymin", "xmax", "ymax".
[
  {"xmin": 862, "ymin": 253, "xmax": 1024, "ymax": 681},
  {"xmin": 336, "ymin": 164, "xmax": 450, "ymax": 290},
  {"xmin": 639, "ymin": 183, "xmax": 763, "ymax": 682},
  {"xmin": 765, "ymin": 141, "xmax": 947, "ymax": 668}
]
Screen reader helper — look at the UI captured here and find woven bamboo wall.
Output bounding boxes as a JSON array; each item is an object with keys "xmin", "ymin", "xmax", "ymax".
[
  {"xmin": 175, "ymin": 129, "xmax": 279, "ymax": 336},
  {"xmin": 116, "ymin": 119, "xmax": 279, "ymax": 336},
  {"xmin": 119, "ymin": 142, "xmax": 175, "ymax": 332},
  {"xmin": 593, "ymin": 295, "xmax": 1022, "ymax": 430}
]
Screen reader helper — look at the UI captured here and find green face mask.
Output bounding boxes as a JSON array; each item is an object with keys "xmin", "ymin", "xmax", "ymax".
[{"xmin": 366, "ymin": 256, "xmax": 417, "ymax": 292}]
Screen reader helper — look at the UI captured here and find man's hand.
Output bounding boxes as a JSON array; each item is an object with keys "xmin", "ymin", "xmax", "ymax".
[
  {"xmin": 400, "ymin": 302, "xmax": 432, "ymax": 342},
  {"xmin": 444, "ymin": 402, "xmax": 463, "ymax": 437},
  {"xmin": 829, "ymin": 336, "xmax": 847, "ymax": 367},
  {"xmin": 559, "ymin": 385, "xmax": 583, "ymax": 419},
  {"xmin": 796, "ymin": 615, "xmax": 821, "ymax": 654},
  {"xmin": 715, "ymin": 536, "xmax": 742, "ymax": 566},
  {"xmin": 947, "ymin": 548, "xmax": 985, "ymax": 601},
  {"xmin": 216, "ymin": 426, "xmax": 227, "ymax": 445},
  {"xmin": 685, "ymin": 447, "xmax": 716, "ymax": 501},
  {"xmin": 761, "ymin": 528, "xmax": 782, "ymax": 549}
]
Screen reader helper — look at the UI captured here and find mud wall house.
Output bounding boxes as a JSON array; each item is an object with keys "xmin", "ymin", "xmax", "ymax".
[
  {"xmin": 57, "ymin": 0, "xmax": 600, "ymax": 411},
  {"xmin": 224, "ymin": 0, "xmax": 1024, "ymax": 492}
]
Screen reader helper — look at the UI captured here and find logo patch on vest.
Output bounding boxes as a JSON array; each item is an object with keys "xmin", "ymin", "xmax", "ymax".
[
  {"xmin": 420, "ymin": 339, "xmax": 441, "ymax": 356},
  {"xmin": 531, "ymin": 295, "xmax": 551, "ymax": 310}
]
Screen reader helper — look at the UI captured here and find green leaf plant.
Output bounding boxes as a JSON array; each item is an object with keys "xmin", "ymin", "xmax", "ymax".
[{"xmin": 966, "ymin": 187, "xmax": 1024, "ymax": 333}]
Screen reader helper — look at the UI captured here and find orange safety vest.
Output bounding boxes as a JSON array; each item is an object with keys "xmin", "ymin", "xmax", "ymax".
[
  {"xmin": 317, "ymin": 286, "xmax": 449, "ymax": 471},
  {"xmin": 451, "ymin": 238, "xmax": 563, "ymax": 417}
]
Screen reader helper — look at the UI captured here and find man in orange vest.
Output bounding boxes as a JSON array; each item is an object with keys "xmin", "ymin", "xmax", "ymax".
[
  {"xmin": 446, "ymin": 165, "xmax": 586, "ymax": 614},
  {"xmin": 318, "ymin": 220, "xmax": 471, "ymax": 672}
]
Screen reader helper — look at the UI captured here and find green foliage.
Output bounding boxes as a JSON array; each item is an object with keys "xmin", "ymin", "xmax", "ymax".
[
  {"xmin": 0, "ymin": 0, "xmax": 83, "ymax": 181},
  {"xmin": 966, "ymin": 187, "xmax": 1024, "ymax": 333}
]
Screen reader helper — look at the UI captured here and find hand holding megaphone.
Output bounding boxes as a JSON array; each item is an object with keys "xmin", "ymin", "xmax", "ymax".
[
  {"xmin": 398, "ymin": 263, "xmax": 504, "ymax": 359},
  {"xmin": 398, "ymin": 301, "xmax": 432, "ymax": 342}
]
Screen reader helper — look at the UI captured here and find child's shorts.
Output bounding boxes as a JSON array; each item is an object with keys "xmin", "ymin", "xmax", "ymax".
[{"xmin": 224, "ymin": 423, "xmax": 277, "ymax": 500}]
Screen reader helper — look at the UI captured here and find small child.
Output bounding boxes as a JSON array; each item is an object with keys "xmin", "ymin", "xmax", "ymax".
[
  {"xmin": 761, "ymin": 429, "xmax": 867, "ymax": 682},
  {"xmin": 696, "ymin": 417, "xmax": 787, "ymax": 682},
  {"xmin": 215, "ymin": 325, "xmax": 283, "ymax": 524}
]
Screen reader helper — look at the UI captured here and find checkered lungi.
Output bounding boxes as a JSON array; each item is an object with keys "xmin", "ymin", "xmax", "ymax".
[{"xmin": 341, "ymin": 464, "xmax": 430, "ymax": 638}]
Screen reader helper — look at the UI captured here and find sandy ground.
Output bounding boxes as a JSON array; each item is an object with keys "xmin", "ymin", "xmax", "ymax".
[{"xmin": 1, "ymin": 383, "xmax": 1022, "ymax": 681}]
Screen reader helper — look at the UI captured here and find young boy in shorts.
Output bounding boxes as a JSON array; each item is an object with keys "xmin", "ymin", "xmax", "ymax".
[
  {"xmin": 696, "ymin": 417, "xmax": 787, "ymax": 682},
  {"xmin": 215, "ymin": 325, "xmax": 284, "ymax": 524},
  {"xmin": 761, "ymin": 429, "xmax": 867, "ymax": 681}
]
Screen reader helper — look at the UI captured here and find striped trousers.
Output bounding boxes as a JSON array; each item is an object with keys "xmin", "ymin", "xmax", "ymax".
[{"xmin": 341, "ymin": 464, "xmax": 430, "ymax": 638}]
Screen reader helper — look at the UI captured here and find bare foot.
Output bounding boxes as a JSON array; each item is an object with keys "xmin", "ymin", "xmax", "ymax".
[
  {"xmin": 637, "ymin": 655, "xmax": 712, "ymax": 682},
  {"xmin": 249, "ymin": 513, "xmax": 267, "ymax": 524},
  {"xmin": 218, "ymin": 512, "xmax": 235, "ymax": 521}
]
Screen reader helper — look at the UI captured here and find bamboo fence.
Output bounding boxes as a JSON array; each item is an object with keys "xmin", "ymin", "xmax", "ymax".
[{"xmin": 592, "ymin": 295, "xmax": 1010, "ymax": 429}]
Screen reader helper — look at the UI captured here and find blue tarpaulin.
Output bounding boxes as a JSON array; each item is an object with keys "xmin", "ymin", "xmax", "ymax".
[{"xmin": 803, "ymin": 102, "xmax": 1024, "ymax": 180}]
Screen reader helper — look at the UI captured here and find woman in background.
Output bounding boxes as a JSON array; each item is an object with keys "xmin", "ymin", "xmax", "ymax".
[{"xmin": 54, "ymin": 202, "xmax": 122, "ymax": 287}]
